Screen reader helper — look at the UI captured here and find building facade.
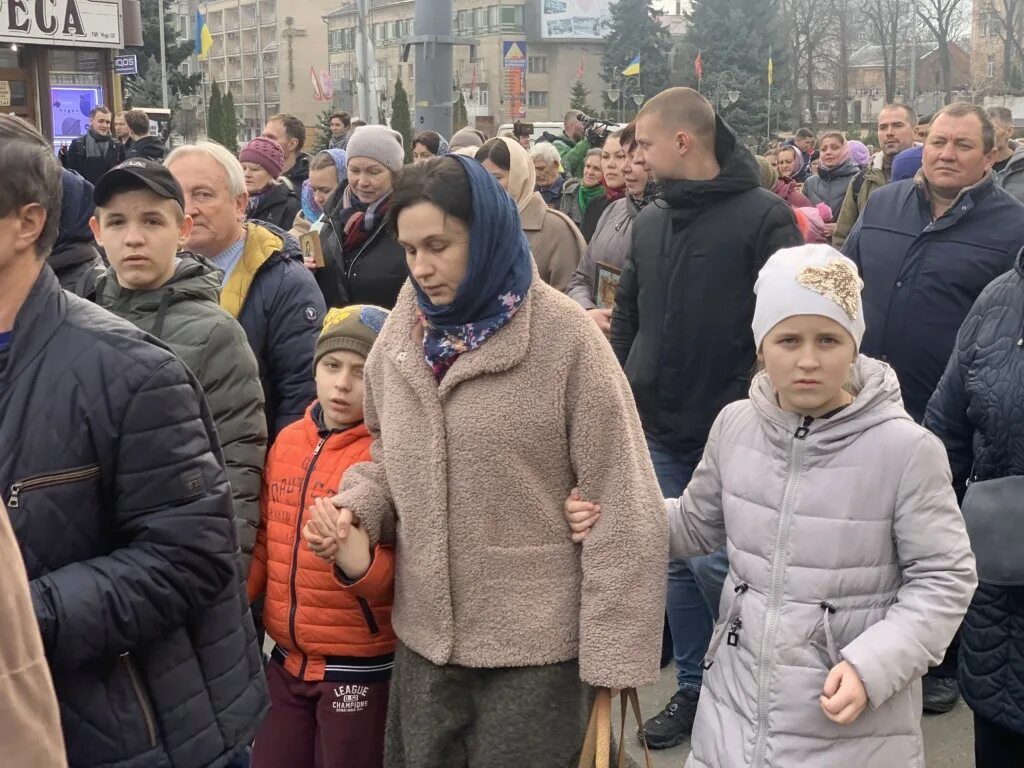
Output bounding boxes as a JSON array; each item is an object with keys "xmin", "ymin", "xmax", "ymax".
[
  {"xmin": 0, "ymin": 0, "xmax": 141, "ymax": 147},
  {"xmin": 973, "ymin": 1, "xmax": 1024, "ymax": 95}
]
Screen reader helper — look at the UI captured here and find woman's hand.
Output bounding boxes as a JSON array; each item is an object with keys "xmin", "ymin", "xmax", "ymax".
[
  {"xmin": 586, "ymin": 308, "xmax": 613, "ymax": 336},
  {"xmin": 565, "ymin": 487, "xmax": 601, "ymax": 543},
  {"xmin": 333, "ymin": 507, "xmax": 372, "ymax": 580},
  {"xmin": 820, "ymin": 661, "xmax": 868, "ymax": 725},
  {"xmin": 303, "ymin": 497, "xmax": 343, "ymax": 560},
  {"xmin": 302, "ymin": 519, "xmax": 338, "ymax": 560}
]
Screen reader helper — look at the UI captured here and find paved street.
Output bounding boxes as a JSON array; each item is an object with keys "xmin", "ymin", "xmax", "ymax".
[{"xmin": 621, "ymin": 664, "xmax": 975, "ymax": 767}]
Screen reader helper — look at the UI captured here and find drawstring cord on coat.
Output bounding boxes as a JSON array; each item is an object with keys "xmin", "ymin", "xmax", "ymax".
[
  {"xmin": 152, "ymin": 289, "xmax": 173, "ymax": 339},
  {"xmin": 702, "ymin": 583, "xmax": 748, "ymax": 669},
  {"xmin": 820, "ymin": 601, "xmax": 841, "ymax": 666}
]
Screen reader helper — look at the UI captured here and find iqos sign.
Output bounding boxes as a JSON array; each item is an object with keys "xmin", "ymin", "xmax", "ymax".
[{"xmin": 0, "ymin": 0, "xmax": 121, "ymax": 47}]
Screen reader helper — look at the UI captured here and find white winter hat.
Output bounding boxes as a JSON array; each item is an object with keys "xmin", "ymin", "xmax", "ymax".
[{"xmin": 752, "ymin": 244, "xmax": 865, "ymax": 350}]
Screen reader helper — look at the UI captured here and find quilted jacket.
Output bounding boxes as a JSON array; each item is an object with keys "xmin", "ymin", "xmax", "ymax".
[
  {"xmin": 668, "ymin": 356, "xmax": 976, "ymax": 768},
  {"xmin": 0, "ymin": 267, "xmax": 268, "ymax": 768},
  {"xmin": 248, "ymin": 404, "xmax": 396, "ymax": 683},
  {"xmin": 924, "ymin": 250, "xmax": 1024, "ymax": 735}
]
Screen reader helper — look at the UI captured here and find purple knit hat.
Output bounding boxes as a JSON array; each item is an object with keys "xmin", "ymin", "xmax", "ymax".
[{"xmin": 239, "ymin": 137, "xmax": 284, "ymax": 178}]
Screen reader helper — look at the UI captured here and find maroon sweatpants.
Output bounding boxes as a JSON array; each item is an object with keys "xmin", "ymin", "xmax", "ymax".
[{"xmin": 251, "ymin": 660, "xmax": 390, "ymax": 768}]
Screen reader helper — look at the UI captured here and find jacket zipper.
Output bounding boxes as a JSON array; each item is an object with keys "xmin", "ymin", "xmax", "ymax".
[
  {"xmin": 121, "ymin": 653, "xmax": 157, "ymax": 748},
  {"xmin": 357, "ymin": 597, "xmax": 380, "ymax": 635},
  {"xmin": 751, "ymin": 415, "xmax": 812, "ymax": 768},
  {"xmin": 345, "ymin": 223, "xmax": 388, "ymax": 281},
  {"xmin": 7, "ymin": 465, "xmax": 101, "ymax": 508},
  {"xmin": 290, "ymin": 436, "xmax": 328, "ymax": 680}
]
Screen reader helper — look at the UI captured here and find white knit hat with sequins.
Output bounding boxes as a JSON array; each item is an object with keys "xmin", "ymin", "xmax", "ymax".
[{"xmin": 752, "ymin": 244, "xmax": 866, "ymax": 350}]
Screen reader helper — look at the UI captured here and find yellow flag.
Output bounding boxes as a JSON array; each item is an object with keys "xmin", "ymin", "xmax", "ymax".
[{"xmin": 768, "ymin": 56, "xmax": 774, "ymax": 86}]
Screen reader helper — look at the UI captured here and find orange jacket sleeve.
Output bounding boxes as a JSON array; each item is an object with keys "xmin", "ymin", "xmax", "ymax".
[{"xmin": 334, "ymin": 544, "xmax": 395, "ymax": 603}]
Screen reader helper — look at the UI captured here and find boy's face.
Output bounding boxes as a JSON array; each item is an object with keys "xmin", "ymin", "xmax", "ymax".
[
  {"xmin": 316, "ymin": 349, "xmax": 366, "ymax": 430},
  {"xmin": 90, "ymin": 188, "xmax": 192, "ymax": 292}
]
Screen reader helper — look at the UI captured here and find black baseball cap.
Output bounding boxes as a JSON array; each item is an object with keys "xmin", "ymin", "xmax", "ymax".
[{"xmin": 93, "ymin": 158, "xmax": 185, "ymax": 210}]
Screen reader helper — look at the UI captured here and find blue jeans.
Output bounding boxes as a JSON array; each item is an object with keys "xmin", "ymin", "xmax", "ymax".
[{"xmin": 647, "ymin": 436, "xmax": 730, "ymax": 694}]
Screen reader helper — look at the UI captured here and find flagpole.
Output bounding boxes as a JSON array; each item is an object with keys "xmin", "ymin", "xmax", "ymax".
[{"xmin": 767, "ymin": 45, "xmax": 771, "ymax": 144}]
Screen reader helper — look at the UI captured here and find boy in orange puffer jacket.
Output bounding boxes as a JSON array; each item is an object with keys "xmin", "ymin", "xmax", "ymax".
[{"xmin": 248, "ymin": 305, "xmax": 394, "ymax": 768}]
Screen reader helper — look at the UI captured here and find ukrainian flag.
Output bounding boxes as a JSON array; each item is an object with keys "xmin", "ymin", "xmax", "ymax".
[
  {"xmin": 622, "ymin": 55, "xmax": 640, "ymax": 77},
  {"xmin": 196, "ymin": 10, "xmax": 213, "ymax": 61}
]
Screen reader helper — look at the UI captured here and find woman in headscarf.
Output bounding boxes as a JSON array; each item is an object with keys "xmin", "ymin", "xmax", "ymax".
[
  {"xmin": 803, "ymin": 132, "xmax": 860, "ymax": 233},
  {"xmin": 777, "ymin": 145, "xmax": 803, "ymax": 183},
  {"xmin": 567, "ymin": 123, "xmax": 657, "ymax": 334},
  {"xmin": 847, "ymin": 140, "xmax": 871, "ymax": 168},
  {"xmin": 307, "ymin": 154, "xmax": 668, "ymax": 767},
  {"xmin": 411, "ymin": 131, "xmax": 450, "ymax": 163},
  {"xmin": 316, "ymin": 125, "xmax": 407, "ymax": 309},
  {"xmin": 757, "ymin": 156, "xmax": 833, "ymax": 245},
  {"xmin": 476, "ymin": 136, "xmax": 586, "ymax": 291},
  {"xmin": 560, "ymin": 148, "xmax": 606, "ymax": 240},
  {"xmin": 290, "ymin": 148, "xmax": 346, "ymax": 244},
  {"xmin": 240, "ymin": 136, "xmax": 301, "ymax": 230},
  {"xmin": 577, "ymin": 132, "xmax": 629, "ymax": 242}
]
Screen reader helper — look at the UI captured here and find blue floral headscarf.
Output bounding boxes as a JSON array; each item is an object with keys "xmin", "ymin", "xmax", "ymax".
[
  {"xmin": 412, "ymin": 155, "xmax": 534, "ymax": 380},
  {"xmin": 301, "ymin": 148, "xmax": 347, "ymax": 222}
]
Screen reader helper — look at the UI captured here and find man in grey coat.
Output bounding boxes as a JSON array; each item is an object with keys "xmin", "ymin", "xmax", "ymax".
[{"xmin": 986, "ymin": 106, "xmax": 1024, "ymax": 203}]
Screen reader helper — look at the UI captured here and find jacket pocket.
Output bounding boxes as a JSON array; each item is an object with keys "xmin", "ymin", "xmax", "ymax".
[
  {"xmin": 7, "ymin": 464, "xmax": 101, "ymax": 508},
  {"xmin": 357, "ymin": 597, "xmax": 380, "ymax": 635},
  {"xmin": 121, "ymin": 653, "xmax": 158, "ymax": 748},
  {"xmin": 702, "ymin": 582, "xmax": 748, "ymax": 669},
  {"xmin": 810, "ymin": 590, "xmax": 899, "ymax": 666}
]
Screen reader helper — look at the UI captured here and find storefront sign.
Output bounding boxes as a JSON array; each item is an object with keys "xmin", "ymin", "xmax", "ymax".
[
  {"xmin": 1, "ymin": 0, "xmax": 121, "ymax": 48},
  {"xmin": 114, "ymin": 54, "xmax": 137, "ymax": 76},
  {"xmin": 0, "ymin": 81, "xmax": 10, "ymax": 107}
]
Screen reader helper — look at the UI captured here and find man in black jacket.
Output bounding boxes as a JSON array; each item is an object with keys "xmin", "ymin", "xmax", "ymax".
[
  {"xmin": 0, "ymin": 115, "xmax": 267, "ymax": 767},
  {"xmin": 263, "ymin": 113, "xmax": 311, "ymax": 189},
  {"xmin": 123, "ymin": 108, "xmax": 168, "ymax": 162},
  {"xmin": 59, "ymin": 105, "xmax": 124, "ymax": 185},
  {"xmin": 612, "ymin": 87, "xmax": 802, "ymax": 749}
]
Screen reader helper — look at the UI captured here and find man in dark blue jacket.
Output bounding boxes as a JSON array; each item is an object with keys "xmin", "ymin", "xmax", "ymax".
[
  {"xmin": 0, "ymin": 115, "xmax": 267, "ymax": 766},
  {"xmin": 843, "ymin": 102, "xmax": 1024, "ymax": 713},
  {"xmin": 166, "ymin": 141, "xmax": 326, "ymax": 438}
]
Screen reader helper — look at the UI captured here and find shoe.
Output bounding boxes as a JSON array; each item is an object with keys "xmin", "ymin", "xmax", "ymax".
[
  {"xmin": 922, "ymin": 676, "xmax": 960, "ymax": 714},
  {"xmin": 638, "ymin": 689, "xmax": 699, "ymax": 749}
]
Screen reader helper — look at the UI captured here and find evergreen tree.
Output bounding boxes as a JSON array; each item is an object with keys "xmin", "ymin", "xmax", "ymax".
[
  {"xmin": 313, "ymin": 107, "xmax": 335, "ymax": 152},
  {"xmin": 454, "ymin": 90, "xmax": 469, "ymax": 133},
  {"xmin": 125, "ymin": 0, "xmax": 200, "ymax": 106},
  {"xmin": 602, "ymin": 0, "xmax": 672, "ymax": 107},
  {"xmin": 569, "ymin": 80, "xmax": 594, "ymax": 115},
  {"xmin": 684, "ymin": 0, "xmax": 781, "ymax": 143},
  {"xmin": 220, "ymin": 90, "xmax": 239, "ymax": 153},
  {"xmin": 207, "ymin": 80, "xmax": 224, "ymax": 144},
  {"xmin": 390, "ymin": 77, "xmax": 413, "ymax": 163}
]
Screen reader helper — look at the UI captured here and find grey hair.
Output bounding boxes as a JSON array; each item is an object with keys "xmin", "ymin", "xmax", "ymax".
[
  {"xmin": 529, "ymin": 142, "xmax": 561, "ymax": 167},
  {"xmin": 586, "ymin": 148, "xmax": 603, "ymax": 160},
  {"xmin": 165, "ymin": 141, "xmax": 247, "ymax": 198}
]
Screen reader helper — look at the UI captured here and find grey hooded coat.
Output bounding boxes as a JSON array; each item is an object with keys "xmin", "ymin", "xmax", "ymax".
[{"xmin": 667, "ymin": 356, "xmax": 977, "ymax": 768}]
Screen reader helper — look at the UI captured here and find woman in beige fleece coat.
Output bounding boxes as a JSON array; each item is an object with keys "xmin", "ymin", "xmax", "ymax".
[
  {"xmin": 476, "ymin": 136, "xmax": 586, "ymax": 292},
  {"xmin": 310, "ymin": 154, "xmax": 667, "ymax": 767},
  {"xmin": 569, "ymin": 245, "xmax": 977, "ymax": 768}
]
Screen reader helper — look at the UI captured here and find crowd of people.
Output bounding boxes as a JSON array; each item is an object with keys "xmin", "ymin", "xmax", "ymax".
[{"xmin": 2, "ymin": 81, "xmax": 1024, "ymax": 768}]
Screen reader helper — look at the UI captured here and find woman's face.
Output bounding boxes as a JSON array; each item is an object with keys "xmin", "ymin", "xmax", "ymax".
[
  {"xmin": 241, "ymin": 162, "xmax": 273, "ymax": 195},
  {"xmin": 534, "ymin": 158, "xmax": 561, "ymax": 187},
  {"xmin": 765, "ymin": 152, "xmax": 779, "ymax": 171},
  {"xmin": 347, "ymin": 157, "xmax": 394, "ymax": 205},
  {"xmin": 601, "ymin": 137, "xmax": 626, "ymax": 190},
  {"xmin": 412, "ymin": 142, "xmax": 435, "ymax": 163},
  {"xmin": 309, "ymin": 166, "xmax": 341, "ymax": 209},
  {"xmin": 777, "ymin": 149, "xmax": 798, "ymax": 178},
  {"xmin": 761, "ymin": 314, "xmax": 857, "ymax": 418},
  {"xmin": 622, "ymin": 149, "xmax": 650, "ymax": 197},
  {"xmin": 481, "ymin": 158, "xmax": 510, "ymax": 191},
  {"xmin": 398, "ymin": 201, "xmax": 470, "ymax": 306},
  {"xmin": 819, "ymin": 137, "xmax": 845, "ymax": 168},
  {"xmin": 582, "ymin": 155, "xmax": 604, "ymax": 188}
]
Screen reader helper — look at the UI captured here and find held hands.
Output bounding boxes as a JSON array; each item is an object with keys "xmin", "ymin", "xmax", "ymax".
[
  {"xmin": 301, "ymin": 497, "xmax": 372, "ymax": 579},
  {"xmin": 820, "ymin": 661, "xmax": 868, "ymax": 725},
  {"xmin": 565, "ymin": 488, "xmax": 601, "ymax": 543}
]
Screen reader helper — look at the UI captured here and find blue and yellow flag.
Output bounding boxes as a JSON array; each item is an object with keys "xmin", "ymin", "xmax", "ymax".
[
  {"xmin": 622, "ymin": 55, "xmax": 640, "ymax": 77},
  {"xmin": 195, "ymin": 11, "xmax": 213, "ymax": 60},
  {"xmin": 768, "ymin": 47, "xmax": 774, "ymax": 86}
]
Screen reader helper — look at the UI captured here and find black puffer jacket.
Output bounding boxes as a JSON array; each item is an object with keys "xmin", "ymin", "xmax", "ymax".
[
  {"xmin": 611, "ymin": 116, "xmax": 803, "ymax": 455},
  {"xmin": 49, "ymin": 169, "xmax": 104, "ymax": 298},
  {"xmin": 0, "ymin": 267, "xmax": 268, "ymax": 767},
  {"xmin": 125, "ymin": 135, "xmax": 168, "ymax": 162},
  {"xmin": 248, "ymin": 182, "xmax": 301, "ymax": 231},
  {"xmin": 924, "ymin": 251, "xmax": 1024, "ymax": 736}
]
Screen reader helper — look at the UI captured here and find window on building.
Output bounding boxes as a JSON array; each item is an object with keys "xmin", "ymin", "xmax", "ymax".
[
  {"xmin": 479, "ymin": 87, "xmax": 489, "ymax": 106},
  {"xmin": 988, "ymin": 55, "xmax": 996, "ymax": 78},
  {"xmin": 456, "ymin": 10, "xmax": 470, "ymax": 33},
  {"xmin": 528, "ymin": 90, "xmax": 548, "ymax": 108},
  {"xmin": 487, "ymin": 6, "xmax": 499, "ymax": 31},
  {"xmin": 473, "ymin": 7, "xmax": 487, "ymax": 31},
  {"xmin": 500, "ymin": 4, "xmax": 524, "ymax": 32},
  {"xmin": 528, "ymin": 56, "xmax": 548, "ymax": 74}
]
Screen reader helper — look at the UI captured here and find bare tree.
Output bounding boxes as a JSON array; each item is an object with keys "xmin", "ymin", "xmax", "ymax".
[
  {"xmin": 826, "ymin": 0, "xmax": 860, "ymax": 129},
  {"xmin": 863, "ymin": 0, "xmax": 911, "ymax": 102},
  {"xmin": 984, "ymin": 0, "xmax": 1024, "ymax": 89},
  {"xmin": 781, "ymin": 0, "xmax": 833, "ymax": 130},
  {"xmin": 915, "ymin": 0, "xmax": 969, "ymax": 103}
]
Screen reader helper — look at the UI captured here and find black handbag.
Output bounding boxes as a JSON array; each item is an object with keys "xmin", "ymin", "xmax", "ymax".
[{"xmin": 961, "ymin": 475, "xmax": 1024, "ymax": 587}]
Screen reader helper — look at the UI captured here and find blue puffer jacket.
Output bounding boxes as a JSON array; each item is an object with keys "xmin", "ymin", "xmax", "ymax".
[
  {"xmin": 923, "ymin": 250, "xmax": 1024, "ymax": 735},
  {"xmin": 843, "ymin": 175, "xmax": 1024, "ymax": 422},
  {"xmin": 220, "ymin": 222, "xmax": 326, "ymax": 438}
]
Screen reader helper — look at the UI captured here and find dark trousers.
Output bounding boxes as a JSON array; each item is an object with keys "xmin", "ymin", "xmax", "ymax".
[
  {"xmin": 975, "ymin": 713, "xmax": 1024, "ymax": 768},
  {"xmin": 251, "ymin": 659, "xmax": 390, "ymax": 768}
]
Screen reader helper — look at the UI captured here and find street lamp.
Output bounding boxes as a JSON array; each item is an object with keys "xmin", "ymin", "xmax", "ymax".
[
  {"xmin": 709, "ymin": 70, "xmax": 741, "ymax": 113},
  {"xmin": 604, "ymin": 75, "xmax": 644, "ymax": 123},
  {"xmin": 257, "ymin": 40, "xmax": 283, "ymax": 128}
]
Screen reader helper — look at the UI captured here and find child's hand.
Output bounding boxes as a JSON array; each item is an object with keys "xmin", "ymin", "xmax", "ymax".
[
  {"xmin": 334, "ymin": 506, "xmax": 372, "ymax": 580},
  {"xmin": 820, "ymin": 661, "xmax": 868, "ymax": 725},
  {"xmin": 302, "ymin": 518, "xmax": 338, "ymax": 560},
  {"xmin": 304, "ymin": 498, "xmax": 342, "ymax": 560},
  {"xmin": 565, "ymin": 487, "xmax": 601, "ymax": 543}
]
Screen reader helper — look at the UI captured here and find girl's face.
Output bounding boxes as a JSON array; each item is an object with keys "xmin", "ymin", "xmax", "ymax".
[
  {"xmin": 601, "ymin": 137, "xmax": 626, "ymax": 190},
  {"xmin": 481, "ymin": 158, "xmax": 510, "ymax": 191},
  {"xmin": 765, "ymin": 152, "xmax": 779, "ymax": 170},
  {"xmin": 347, "ymin": 157, "xmax": 394, "ymax": 205},
  {"xmin": 582, "ymin": 155, "xmax": 604, "ymax": 188},
  {"xmin": 761, "ymin": 315, "xmax": 857, "ymax": 418},
  {"xmin": 820, "ymin": 137, "xmax": 845, "ymax": 168},
  {"xmin": 777, "ymin": 149, "xmax": 798, "ymax": 178},
  {"xmin": 241, "ymin": 162, "xmax": 273, "ymax": 195},
  {"xmin": 397, "ymin": 201, "xmax": 470, "ymax": 306},
  {"xmin": 309, "ymin": 166, "xmax": 340, "ymax": 209},
  {"xmin": 623, "ymin": 149, "xmax": 650, "ymax": 197},
  {"xmin": 412, "ymin": 142, "xmax": 435, "ymax": 163}
]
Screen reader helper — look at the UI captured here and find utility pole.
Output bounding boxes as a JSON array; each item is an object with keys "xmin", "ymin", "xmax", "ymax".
[
  {"xmin": 401, "ymin": 0, "xmax": 478, "ymax": 138},
  {"xmin": 158, "ymin": 0, "xmax": 169, "ymax": 108}
]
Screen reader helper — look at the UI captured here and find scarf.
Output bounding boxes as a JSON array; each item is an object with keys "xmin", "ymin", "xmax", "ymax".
[
  {"xmin": 820, "ymin": 144, "xmax": 849, "ymax": 171},
  {"xmin": 605, "ymin": 184, "xmax": 627, "ymax": 203},
  {"xmin": 245, "ymin": 186, "xmax": 273, "ymax": 216},
  {"xmin": 539, "ymin": 174, "xmax": 565, "ymax": 206},
  {"xmin": 628, "ymin": 179, "xmax": 661, "ymax": 209},
  {"xmin": 303, "ymin": 149, "xmax": 348, "ymax": 222},
  {"xmin": 414, "ymin": 156, "xmax": 533, "ymax": 381},
  {"xmin": 578, "ymin": 182, "xmax": 606, "ymax": 215},
  {"xmin": 84, "ymin": 130, "xmax": 114, "ymax": 159},
  {"xmin": 341, "ymin": 185, "xmax": 392, "ymax": 253}
]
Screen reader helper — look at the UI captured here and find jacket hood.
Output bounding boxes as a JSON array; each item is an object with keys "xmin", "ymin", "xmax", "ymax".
[
  {"xmin": 659, "ymin": 116, "xmax": 760, "ymax": 208},
  {"xmin": 96, "ymin": 252, "xmax": 222, "ymax": 309},
  {"xmin": 499, "ymin": 136, "xmax": 538, "ymax": 213},
  {"xmin": 55, "ymin": 169, "xmax": 96, "ymax": 251},
  {"xmin": 129, "ymin": 135, "xmax": 167, "ymax": 160},
  {"xmin": 816, "ymin": 158, "xmax": 861, "ymax": 181},
  {"xmin": 749, "ymin": 355, "xmax": 911, "ymax": 452}
]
